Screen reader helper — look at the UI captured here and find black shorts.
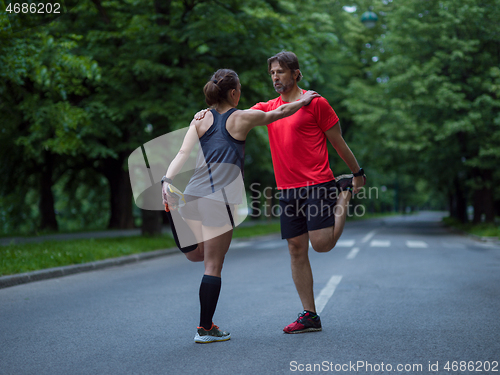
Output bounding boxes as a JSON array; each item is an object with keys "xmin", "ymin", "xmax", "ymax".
[
  {"xmin": 179, "ymin": 195, "xmax": 235, "ymax": 228},
  {"xmin": 278, "ymin": 180, "xmax": 338, "ymax": 239}
]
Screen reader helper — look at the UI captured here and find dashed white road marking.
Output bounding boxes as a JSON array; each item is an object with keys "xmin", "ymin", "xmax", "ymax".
[
  {"xmin": 406, "ymin": 241, "xmax": 428, "ymax": 248},
  {"xmin": 230, "ymin": 242, "xmax": 251, "ymax": 249},
  {"xmin": 309, "ymin": 239, "xmax": 355, "ymax": 250},
  {"xmin": 336, "ymin": 239, "xmax": 355, "ymax": 247},
  {"xmin": 346, "ymin": 247, "xmax": 360, "ymax": 260},
  {"xmin": 361, "ymin": 230, "xmax": 378, "ymax": 243},
  {"xmin": 315, "ymin": 275, "xmax": 343, "ymax": 315},
  {"xmin": 258, "ymin": 242, "xmax": 283, "ymax": 249},
  {"xmin": 370, "ymin": 240, "xmax": 391, "ymax": 247}
]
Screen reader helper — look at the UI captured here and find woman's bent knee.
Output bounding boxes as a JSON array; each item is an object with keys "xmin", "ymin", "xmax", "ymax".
[{"xmin": 185, "ymin": 246, "xmax": 204, "ymax": 262}]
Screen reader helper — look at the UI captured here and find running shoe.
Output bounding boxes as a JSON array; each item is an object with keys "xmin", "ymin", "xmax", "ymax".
[
  {"xmin": 335, "ymin": 173, "xmax": 366, "ymax": 193},
  {"xmin": 194, "ymin": 323, "xmax": 231, "ymax": 343},
  {"xmin": 283, "ymin": 311, "xmax": 322, "ymax": 334}
]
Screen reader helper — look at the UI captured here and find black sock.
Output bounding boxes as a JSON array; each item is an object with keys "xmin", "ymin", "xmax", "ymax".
[{"xmin": 199, "ymin": 275, "xmax": 221, "ymax": 330}]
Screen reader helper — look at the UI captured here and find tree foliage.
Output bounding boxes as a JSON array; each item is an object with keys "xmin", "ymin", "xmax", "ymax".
[{"xmin": 1, "ymin": 0, "xmax": 498, "ymax": 234}]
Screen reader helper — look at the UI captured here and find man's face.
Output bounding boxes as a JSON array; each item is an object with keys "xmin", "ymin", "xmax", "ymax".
[{"xmin": 270, "ymin": 61, "xmax": 296, "ymax": 94}]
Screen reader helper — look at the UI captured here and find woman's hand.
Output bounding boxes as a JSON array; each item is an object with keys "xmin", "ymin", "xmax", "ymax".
[
  {"xmin": 162, "ymin": 182, "xmax": 185, "ymax": 210},
  {"xmin": 300, "ymin": 90, "xmax": 320, "ymax": 105}
]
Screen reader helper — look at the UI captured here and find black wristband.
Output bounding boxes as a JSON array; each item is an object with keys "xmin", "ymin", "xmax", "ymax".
[
  {"xmin": 353, "ymin": 168, "xmax": 364, "ymax": 177},
  {"xmin": 161, "ymin": 176, "xmax": 173, "ymax": 185}
]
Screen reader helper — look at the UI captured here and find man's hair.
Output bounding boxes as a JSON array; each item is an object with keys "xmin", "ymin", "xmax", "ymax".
[
  {"xmin": 203, "ymin": 69, "xmax": 239, "ymax": 106},
  {"xmin": 267, "ymin": 51, "xmax": 303, "ymax": 82}
]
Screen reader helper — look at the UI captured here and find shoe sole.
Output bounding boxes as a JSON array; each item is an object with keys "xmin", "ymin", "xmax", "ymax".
[
  {"xmin": 194, "ymin": 333, "xmax": 231, "ymax": 343},
  {"xmin": 283, "ymin": 327, "xmax": 322, "ymax": 334}
]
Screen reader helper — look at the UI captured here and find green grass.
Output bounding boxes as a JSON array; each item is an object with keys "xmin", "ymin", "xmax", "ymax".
[
  {"xmin": 442, "ymin": 217, "xmax": 500, "ymax": 238},
  {"xmin": 233, "ymin": 221, "xmax": 280, "ymax": 238},
  {"xmin": 0, "ymin": 235, "xmax": 177, "ymax": 277}
]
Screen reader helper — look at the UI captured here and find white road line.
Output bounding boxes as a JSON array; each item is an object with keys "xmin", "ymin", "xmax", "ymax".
[
  {"xmin": 315, "ymin": 275, "xmax": 343, "ymax": 315},
  {"xmin": 361, "ymin": 230, "xmax": 378, "ymax": 243},
  {"xmin": 230, "ymin": 242, "xmax": 251, "ymax": 249},
  {"xmin": 309, "ymin": 239, "xmax": 354, "ymax": 250},
  {"xmin": 346, "ymin": 247, "xmax": 360, "ymax": 260},
  {"xmin": 406, "ymin": 241, "xmax": 428, "ymax": 248},
  {"xmin": 370, "ymin": 240, "xmax": 391, "ymax": 247},
  {"xmin": 259, "ymin": 242, "xmax": 281, "ymax": 249},
  {"xmin": 336, "ymin": 239, "xmax": 355, "ymax": 247}
]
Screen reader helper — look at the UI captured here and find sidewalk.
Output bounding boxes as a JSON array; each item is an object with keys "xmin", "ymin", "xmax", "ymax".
[{"xmin": 1, "ymin": 228, "xmax": 156, "ymax": 246}]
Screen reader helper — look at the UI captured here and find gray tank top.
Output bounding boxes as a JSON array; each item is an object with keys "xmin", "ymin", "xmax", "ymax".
[{"xmin": 183, "ymin": 108, "xmax": 245, "ymax": 203}]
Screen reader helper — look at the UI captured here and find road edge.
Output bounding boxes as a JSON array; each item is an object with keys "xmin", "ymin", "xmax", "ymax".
[{"xmin": 0, "ymin": 248, "xmax": 178, "ymax": 289}]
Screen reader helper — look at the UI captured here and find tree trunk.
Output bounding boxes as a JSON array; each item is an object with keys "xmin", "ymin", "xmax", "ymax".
[
  {"xmin": 102, "ymin": 157, "xmax": 135, "ymax": 229},
  {"xmin": 483, "ymin": 186, "xmax": 495, "ymax": 223},
  {"xmin": 451, "ymin": 177, "xmax": 467, "ymax": 223},
  {"xmin": 472, "ymin": 169, "xmax": 495, "ymax": 224},
  {"xmin": 38, "ymin": 151, "xmax": 58, "ymax": 231},
  {"xmin": 141, "ymin": 210, "xmax": 162, "ymax": 235},
  {"xmin": 473, "ymin": 189, "xmax": 483, "ymax": 224}
]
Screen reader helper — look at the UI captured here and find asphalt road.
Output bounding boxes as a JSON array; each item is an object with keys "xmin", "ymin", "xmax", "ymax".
[{"xmin": 1, "ymin": 212, "xmax": 499, "ymax": 375}]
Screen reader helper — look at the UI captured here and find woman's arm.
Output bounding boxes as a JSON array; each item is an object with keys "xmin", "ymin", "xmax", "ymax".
[{"xmin": 165, "ymin": 121, "xmax": 199, "ymax": 180}]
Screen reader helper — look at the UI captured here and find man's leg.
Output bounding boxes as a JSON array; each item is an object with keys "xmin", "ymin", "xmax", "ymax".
[
  {"xmin": 309, "ymin": 190, "xmax": 352, "ymax": 253},
  {"xmin": 287, "ymin": 233, "xmax": 315, "ymax": 312},
  {"xmin": 283, "ymin": 232, "xmax": 322, "ymax": 334}
]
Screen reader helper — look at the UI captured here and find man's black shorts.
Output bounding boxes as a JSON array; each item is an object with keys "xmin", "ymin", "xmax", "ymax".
[{"xmin": 278, "ymin": 180, "xmax": 338, "ymax": 239}]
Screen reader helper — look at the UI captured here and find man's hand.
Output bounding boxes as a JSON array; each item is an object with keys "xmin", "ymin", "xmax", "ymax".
[
  {"xmin": 300, "ymin": 90, "xmax": 320, "ymax": 105},
  {"xmin": 194, "ymin": 108, "xmax": 210, "ymax": 121},
  {"xmin": 352, "ymin": 175, "xmax": 366, "ymax": 195}
]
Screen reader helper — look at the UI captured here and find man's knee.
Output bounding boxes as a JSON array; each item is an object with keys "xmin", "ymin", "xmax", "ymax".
[{"xmin": 287, "ymin": 236, "xmax": 308, "ymax": 258}]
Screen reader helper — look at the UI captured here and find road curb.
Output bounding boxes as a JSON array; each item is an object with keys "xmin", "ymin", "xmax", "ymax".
[
  {"xmin": 0, "ymin": 248, "xmax": 178, "ymax": 289},
  {"xmin": 445, "ymin": 226, "xmax": 500, "ymax": 245}
]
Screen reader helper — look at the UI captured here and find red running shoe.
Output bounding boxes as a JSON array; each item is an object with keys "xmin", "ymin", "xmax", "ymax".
[{"xmin": 283, "ymin": 311, "xmax": 322, "ymax": 334}]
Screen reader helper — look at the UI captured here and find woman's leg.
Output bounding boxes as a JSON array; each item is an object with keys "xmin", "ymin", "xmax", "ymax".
[
  {"xmin": 198, "ymin": 226, "xmax": 233, "ymax": 330},
  {"xmin": 182, "ymin": 218, "xmax": 204, "ymax": 262}
]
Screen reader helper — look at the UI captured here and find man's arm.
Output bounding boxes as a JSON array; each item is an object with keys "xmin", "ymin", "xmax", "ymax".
[
  {"xmin": 324, "ymin": 123, "xmax": 364, "ymax": 194},
  {"xmin": 241, "ymin": 91, "xmax": 318, "ymax": 127}
]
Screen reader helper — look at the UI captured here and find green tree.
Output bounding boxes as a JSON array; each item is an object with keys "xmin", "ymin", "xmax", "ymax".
[{"xmin": 344, "ymin": 0, "xmax": 500, "ymax": 222}]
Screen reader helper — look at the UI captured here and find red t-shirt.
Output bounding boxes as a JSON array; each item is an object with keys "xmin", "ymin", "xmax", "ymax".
[{"xmin": 252, "ymin": 91, "xmax": 339, "ymax": 189}]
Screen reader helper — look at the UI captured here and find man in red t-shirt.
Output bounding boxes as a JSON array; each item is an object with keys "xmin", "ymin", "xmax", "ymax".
[{"xmin": 251, "ymin": 51, "xmax": 365, "ymax": 334}]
